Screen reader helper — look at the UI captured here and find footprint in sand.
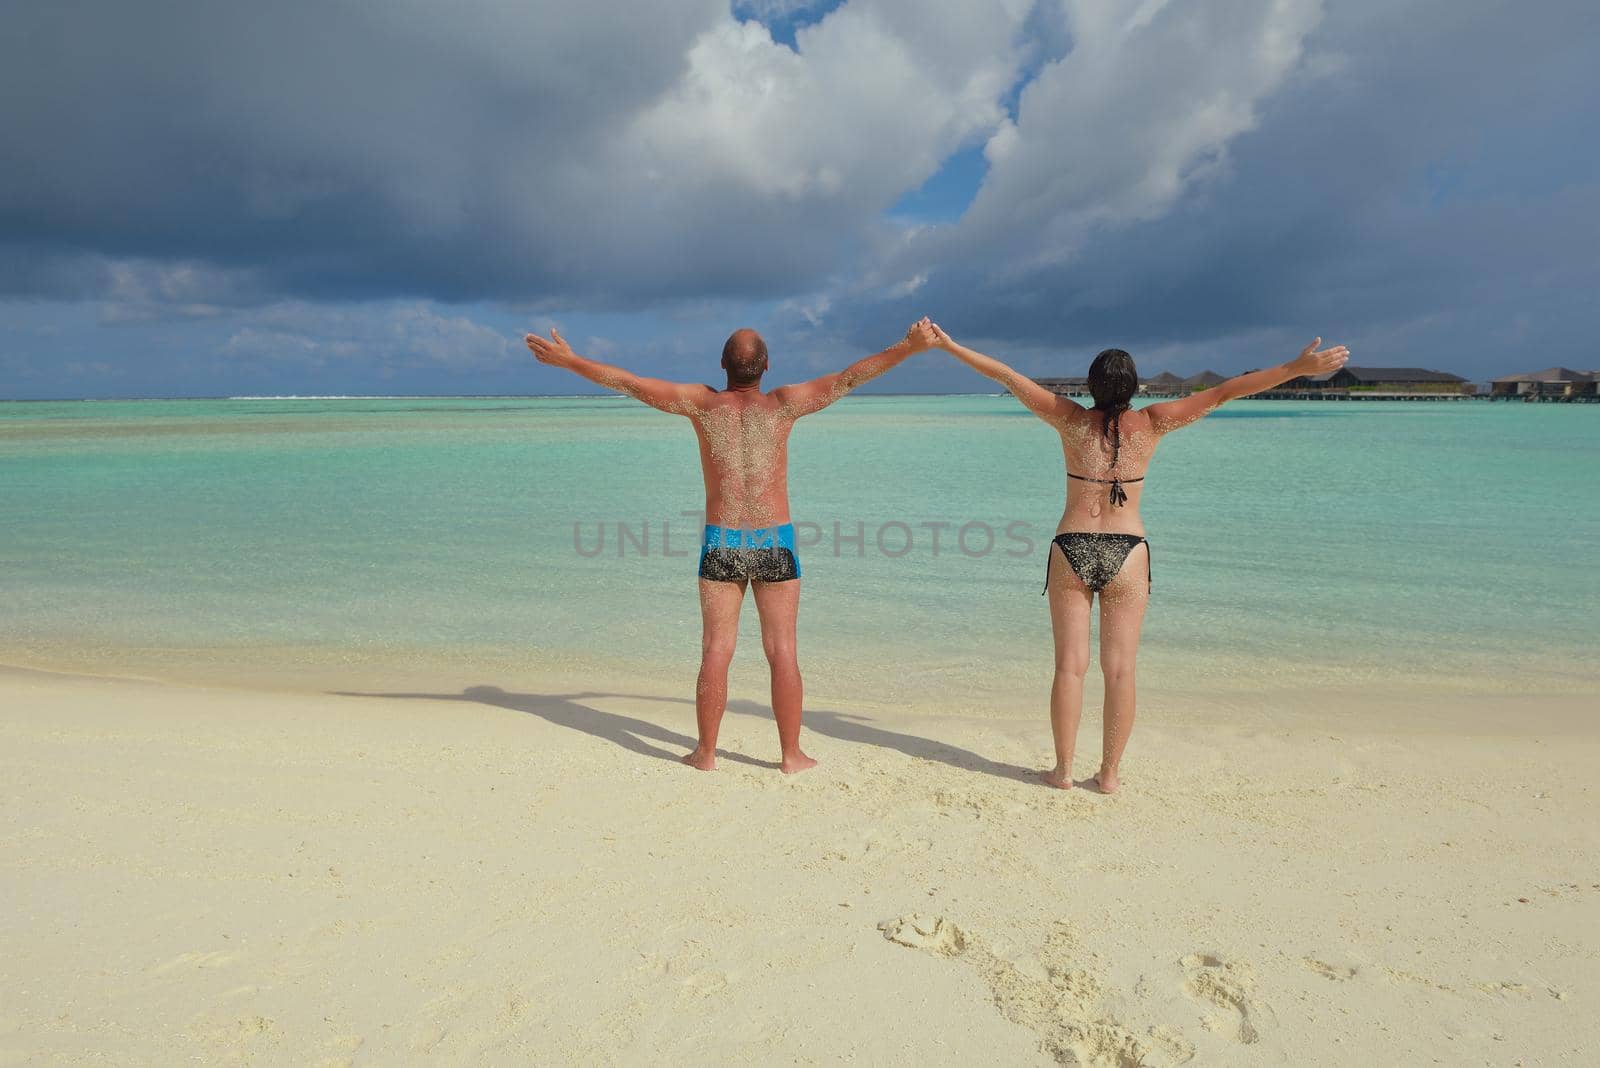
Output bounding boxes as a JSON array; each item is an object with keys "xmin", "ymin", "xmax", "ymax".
[
  {"xmin": 148, "ymin": 949, "xmax": 238, "ymax": 976},
  {"xmin": 880, "ymin": 915, "xmax": 1194, "ymax": 1067},
  {"xmin": 1180, "ymin": 954, "xmax": 1268, "ymax": 1045},
  {"xmin": 879, "ymin": 914, "xmax": 968, "ymax": 957},
  {"xmin": 1473, "ymin": 980, "xmax": 1534, "ymax": 999},
  {"xmin": 314, "ymin": 1034, "xmax": 364, "ymax": 1068},
  {"xmin": 680, "ymin": 971, "xmax": 731, "ymax": 999},
  {"xmin": 187, "ymin": 1013, "xmax": 275, "ymax": 1054},
  {"xmin": 409, "ymin": 1026, "xmax": 447, "ymax": 1054},
  {"xmin": 1301, "ymin": 957, "xmax": 1358, "ymax": 981}
]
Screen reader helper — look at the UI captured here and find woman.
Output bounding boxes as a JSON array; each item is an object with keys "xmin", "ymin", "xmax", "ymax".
[{"xmin": 930, "ymin": 326, "xmax": 1349, "ymax": 792}]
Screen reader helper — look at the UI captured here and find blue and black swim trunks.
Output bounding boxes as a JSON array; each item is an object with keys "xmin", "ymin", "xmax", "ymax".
[{"xmin": 698, "ymin": 523, "xmax": 802, "ymax": 584}]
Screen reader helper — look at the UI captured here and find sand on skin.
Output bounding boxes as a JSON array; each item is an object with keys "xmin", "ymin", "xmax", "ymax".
[{"xmin": 1, "ymin": 664, "xmax": 1596, "ymax": 1065}]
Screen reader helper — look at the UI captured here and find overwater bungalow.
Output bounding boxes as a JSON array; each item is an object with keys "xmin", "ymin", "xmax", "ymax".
[
  {"xmin": 1140, "ymin": 371, "xmax": 1185, "ymax": 395},
  {"xmin": 1489, "ymin": 367, "xmax": 1597, "ymax": 401},
  {"xmin": 1038, "ymin": 370, "xmax": 1212, "ymax": 397},
  {"xmin": 1035, "ymin": 376, "xmax": 1089, "ymax": 396}
]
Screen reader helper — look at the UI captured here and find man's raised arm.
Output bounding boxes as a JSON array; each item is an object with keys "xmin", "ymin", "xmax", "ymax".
[
  {"xmin": 773, "ymin": 318, "xmax": 937, "ymax": 417},
  {"xmin": 525, "ymin": 329, "xmax": 704, "ymax": 414}
]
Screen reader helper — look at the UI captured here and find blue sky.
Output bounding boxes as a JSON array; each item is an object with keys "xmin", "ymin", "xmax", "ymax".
[{"xmin": 1, "ymin": 0, "xmax": 1595, "ymax": 398}]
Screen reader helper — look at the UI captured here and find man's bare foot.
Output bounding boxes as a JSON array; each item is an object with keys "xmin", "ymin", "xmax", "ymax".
[
  {"xmin": 1091, "ymin": 770, "xmax": 1120, "ymax": 794},
  {"xmin": 1040, "ymin": 768, "xmax": 1074, "ymax": 790},
  {"xmin": 780, "ymin": 751, "xmax": 818, "ymax": 775},
  {"xmin": 681, "ymin": 747, "xmax": 717, "ymax": 771}
]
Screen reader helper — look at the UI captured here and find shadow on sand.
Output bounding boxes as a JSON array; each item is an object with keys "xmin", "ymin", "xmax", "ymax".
[{"xmin": 333, "ymin": 685, "xmax": 1040, "ymax": 785}]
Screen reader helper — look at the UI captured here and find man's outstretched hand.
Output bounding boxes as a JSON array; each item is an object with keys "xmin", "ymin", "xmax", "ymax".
[
  {"xmin": 903, "ymin": 317, "xmax": 939, "ymax": 353},
  {"xmin": 525, "ymin": 328, "xmax": 576, "ymax": 367},
  {"xmin": 1286, "ymin": 337, "xmax": 1350, "ymax": 377}
]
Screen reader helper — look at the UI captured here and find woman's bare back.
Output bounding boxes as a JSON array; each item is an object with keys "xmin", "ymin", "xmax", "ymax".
[{"xmin": 1054, "ymin": 407, "xmax": 1159, "ymax": 535}]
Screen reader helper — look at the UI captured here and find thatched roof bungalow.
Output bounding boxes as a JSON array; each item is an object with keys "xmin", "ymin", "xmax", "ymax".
[{"xmin": 1140, "ymin": 371, "xmax": 1185, "ymax": 394}]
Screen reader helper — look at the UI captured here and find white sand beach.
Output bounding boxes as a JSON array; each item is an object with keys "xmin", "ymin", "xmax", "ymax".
[{"xmin": 2, "ymin": 664, "xmax": 1595, "ymax": 1065}]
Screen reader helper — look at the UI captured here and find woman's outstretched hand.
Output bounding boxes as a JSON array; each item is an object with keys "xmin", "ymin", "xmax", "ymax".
[
  {"xmin": 525, "ymin": 328, "xmax": 576, "ymax": 367},
  {"xmin": 926, "ymin": 321, "xmax": 954, "ymax": 350},
  {"xmin": 1287, "ymin": 337, "xmax": 1350, "ymax": 377}
]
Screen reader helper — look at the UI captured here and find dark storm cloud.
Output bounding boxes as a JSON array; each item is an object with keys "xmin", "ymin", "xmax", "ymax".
[
  {"xmin": 0, "ymin": 0, "xmax": 1029, "ymax": 309},
  {"xmin": 0, "ymin": 0, "xmax": 805, "ymax": 304},
  {"xmin": 819, "ymin": 0, "xmax": 1600, "ymax": 379}
]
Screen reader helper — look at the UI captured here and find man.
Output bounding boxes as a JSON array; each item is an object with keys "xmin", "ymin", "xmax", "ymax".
[{"xmin": 525, "ymin": 319, "xmax": 937, "ymax": 773}]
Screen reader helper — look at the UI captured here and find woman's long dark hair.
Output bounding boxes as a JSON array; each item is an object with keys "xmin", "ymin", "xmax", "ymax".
[{"xmin": 1087, "ymin": 348, "xmax": 1138, "ymax": 469}]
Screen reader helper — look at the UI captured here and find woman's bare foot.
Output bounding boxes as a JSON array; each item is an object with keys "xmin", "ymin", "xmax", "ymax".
[
  {"xmin": 681, "ymin": 747, "xmax": 717, "ymax": 771},
  {"xmin": 780, "ymin": 750, "xmax": 818, "ymax": 775},
  {"xmin": 1092, "ymin": 769, "xmax": 1120, "ymax": 794},
  {"xmin": 1040, "ymin": 768, "xmax": 1074, "ymax": 790}
]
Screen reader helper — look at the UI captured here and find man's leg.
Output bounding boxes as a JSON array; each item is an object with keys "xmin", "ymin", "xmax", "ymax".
[
  {"xmin": 751, "ymin": 579, "xmax": 815, "ymax": 774},
  {"xmin": 685, "ymin": 577, "xmax": 746, "ymax": 771}
]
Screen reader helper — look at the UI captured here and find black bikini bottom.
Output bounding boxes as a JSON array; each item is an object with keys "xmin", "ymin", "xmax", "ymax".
[{"xmin": 1044, "ymin": 533, "xmax": 1152, "ymax": 595}]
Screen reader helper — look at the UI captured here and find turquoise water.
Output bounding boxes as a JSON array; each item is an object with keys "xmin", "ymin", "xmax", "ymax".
[{"xmin": 1, "ymin": 396, "xmax": 1596, "ymax": 706}]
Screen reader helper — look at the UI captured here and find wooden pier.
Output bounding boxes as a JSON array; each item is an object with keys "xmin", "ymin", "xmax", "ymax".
[
  {"xmin": 1254, "ymin": 390, "xmax": 1477, "ymax": 401},
  {"xmin": 1486, "ymin": 391, "xmax": 1598, "ymax": 403}
]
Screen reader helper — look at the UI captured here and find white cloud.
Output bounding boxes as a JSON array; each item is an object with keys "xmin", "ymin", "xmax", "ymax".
[
  {"xmin": 626, "ymin": 2, "xmax": 1029, "ymax": 204},
  {"xmin": 221, "ymin": 302, "xmax": 515, "ymax": 371},
  {"xmin": 906, "ymin": 0, "xmax": 1325, "ymax": 276},
  {"xmin": 885, "ymin": 272, "xmax": 927, "ymax": 298}
]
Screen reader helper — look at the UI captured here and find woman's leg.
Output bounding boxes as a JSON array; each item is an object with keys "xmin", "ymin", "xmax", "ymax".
[
  {"xmin": 1094, "ymin": 543, "xmax": 1150, "ymax": 793},
  {"xmin": 1044, "ymin": 542, "xmax": 1094, "ymax": 789}
]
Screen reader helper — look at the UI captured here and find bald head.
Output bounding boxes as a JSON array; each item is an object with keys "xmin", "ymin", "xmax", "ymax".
[{"xmin": 721, "ymin": 328, "xmax": 768, "ymax": 388}]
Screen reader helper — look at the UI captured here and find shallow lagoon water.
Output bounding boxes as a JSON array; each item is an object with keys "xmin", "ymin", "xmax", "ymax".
[{"xmin": 2, "ymin": 395, "xmax": 1595, "ymax": 708}]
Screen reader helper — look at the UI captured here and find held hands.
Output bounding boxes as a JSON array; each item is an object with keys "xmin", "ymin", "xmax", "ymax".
[
  {"xmin": 903, "ymin": 316, "xmax": 939, "ymax": 353},
  {"xmin": 524, "ymin": 328, "xmax": 576, "ymax": 367},
  {"xmin": 1288, "ymin": 337, "xmax": 1350, "ymax": 377}
]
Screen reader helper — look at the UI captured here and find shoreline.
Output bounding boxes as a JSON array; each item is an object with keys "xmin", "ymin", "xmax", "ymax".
[{"xmin": 2, "ymin": 641, "xmax": 1594, "ymax": 719}]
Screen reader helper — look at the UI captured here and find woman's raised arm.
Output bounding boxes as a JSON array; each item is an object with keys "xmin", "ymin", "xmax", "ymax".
[
  {"xmin": 930, "ymin": 323, "xmax": 1081, "ymax": 422},
  {"xmin": 1145, "ymin": 337, "xmax": 1348, "ymax": 434}
]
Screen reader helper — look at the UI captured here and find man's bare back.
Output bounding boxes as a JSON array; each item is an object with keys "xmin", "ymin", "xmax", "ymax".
[{"xmin": 688, "ymin": 391, "xmax": 795, "ymax": 528}]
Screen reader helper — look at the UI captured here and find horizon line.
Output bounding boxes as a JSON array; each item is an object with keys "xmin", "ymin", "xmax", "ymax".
[{"xmin": 0, "ymin": 390, "xmax": 1010, "ymax": 403}]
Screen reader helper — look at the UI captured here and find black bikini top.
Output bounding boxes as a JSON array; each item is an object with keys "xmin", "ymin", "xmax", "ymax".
[
  {"xmin": 1068, "ymin": 471, "xmax": 1143, "ymax": 507},
  {"xmin": 1077, "ymin": 405, "xmax": 1143, "ymax": 506}
]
